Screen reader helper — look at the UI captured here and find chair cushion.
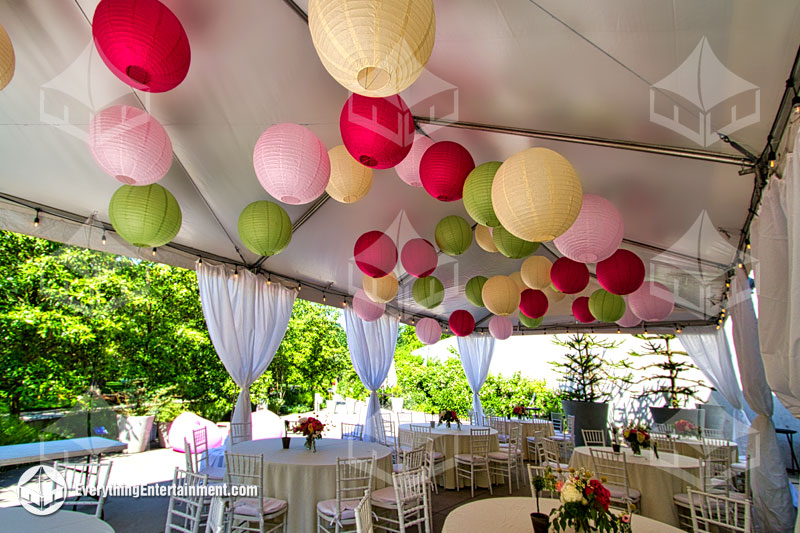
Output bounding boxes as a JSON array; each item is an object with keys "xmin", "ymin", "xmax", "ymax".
[
  {"xmin": 431, "ymin": 451, "xmax": 444, "ymax": 461},
  {"xmin": 543, "ymin": 460, "xmax": 569, "ymax": 470},
  {"xmin": 199, "ymin": 466, "xmax": 226, "ymax": 480},
  {"xmin": 488, "ymin": 451, "xmax": 513, "ymax": 461},
  {"xmin": 316, "ymin": 498, "xmax": 360, "ymax": 521},
  {"xmin": 392, "ymin": 463, "xmax": 404, "ymax": 473},
  {"xmin": 605, "ymin": 484, "xmax": 641, "ymax": 501},
  {"xmin": 371, "ymin": 486, "xmax": 397, "ymax": 505},
  {"xmin": 497, "ymin": 434, "xmax": 509, "ymax": 443},
  {"xmin": 673, "ymin": 492, "xmax": 707, "ymax": 507},
  {"xmin": 234, "ymin": 497, "xmax": 287, "ymax": 517},
  {"xmin": 454, "ymin": 453, "xmax": 487, "ymax": 463}
]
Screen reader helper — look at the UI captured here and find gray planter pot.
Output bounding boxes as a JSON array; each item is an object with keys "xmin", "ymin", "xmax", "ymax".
[
  {"xmin": 561, "ymin": 400, "xmax": 609, "ymax": 447},
  {"xmin": 649, "ymin": 407, "xmax": 703, "ymax": 427},
  {"xmin": 698, "ymin": 404, "xmax": 728, "ymax": 438},
  {"xmin": 117, "ymin": 414, "xmax": 155, "ymax": 454},
  {"xmin": 156, "ymin": 421, "xmax": 172, "ymax": 448}
]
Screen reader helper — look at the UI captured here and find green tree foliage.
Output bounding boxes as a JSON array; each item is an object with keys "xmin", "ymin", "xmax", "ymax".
[{"xmin": 550, "ymin": 334, "xmax": 631, "ymax": 403}]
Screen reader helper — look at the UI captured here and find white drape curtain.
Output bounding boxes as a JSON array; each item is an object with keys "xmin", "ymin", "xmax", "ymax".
[
  {"xmin": 456, "ymin": 334, "xmax": 496, "ymax": 422},
  {"xmin": 730, "ymin": 269, "xmax": 795, "ymax": 532},
  {"xmin": 679, "ymin": 327, "xmax": 743, "ymax": 411},
  {"xmin": 196, "ymin": 262, "xmax": 296, "ymax": 442},
  {"xmin": 343, "ymin": 308, "xmax": 399, "ymax": 442}
]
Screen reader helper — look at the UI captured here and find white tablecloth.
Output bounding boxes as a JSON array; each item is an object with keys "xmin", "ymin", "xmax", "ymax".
[
  {"xmin": 569, "ymin": 446, "xmax": 699, "ymax": 527},
  {"xmin": 442, "ymin": 497, "xmax": 682, "ymax": 532},
  {"xmin": 669, "ymin": 436, "xmax": 739, "ymax": 461},
  {"xmin": 0, "ymin": 508, "xmax": 114, "ymax": 532},
  {"xmin": 230, "ymin": 438, "xmax": 393, "ymax": 533}
]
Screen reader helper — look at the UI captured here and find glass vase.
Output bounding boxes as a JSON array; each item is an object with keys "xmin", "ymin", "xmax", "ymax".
[{"xmin": 305, "ymin": 435, "xmax": 317, "ymax": 452}]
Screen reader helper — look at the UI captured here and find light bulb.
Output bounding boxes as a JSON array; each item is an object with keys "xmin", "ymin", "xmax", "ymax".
[
  {"xmin": 323, "ymin": 294, "xmax": 327, "ymax": 302},
  {"xmin": 152, "ymin": 248, "xmax": 157, "ymax": 256},
  {"xmin": 793, "ymin": 94, "xmax": 800, "ymax": 115},
  {"xmin": 101, "ymin": 232, "xmax": 107, "ymax": 245},
  {"xmin": 768, "ymin": 148, "xmax": 777, "ymax": 169},
  {"xmin": 33, "ymin": 210, "xmax": 40, "ymax": 228}
]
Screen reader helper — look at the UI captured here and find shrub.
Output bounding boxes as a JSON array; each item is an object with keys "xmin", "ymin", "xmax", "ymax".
[{"xmin": 0, "ymin": 416, "xmax": 61, "ymax": 446}]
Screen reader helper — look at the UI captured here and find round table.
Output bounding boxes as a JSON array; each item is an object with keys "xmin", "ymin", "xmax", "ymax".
[
  {"xmin": 669, "ymin": 436, "xmax": 739, "ymax": 461},
  {"xmin": 569, "ymin": 446, "xmax": 699, "ymax": 527},
  {"xmin": 230, "ymin": 438, "xmax": 392, "ymax": 533},
  {"xmin": 442, "ymin": 497, "xmax": 683, "ymax": 532},
  {"xmin": 398, "ymin": 424, "xmax": 499, "ymax": 489},
  {"xmin": 0, "ymin": 507, "xmax": 114, "ymax": 532}
]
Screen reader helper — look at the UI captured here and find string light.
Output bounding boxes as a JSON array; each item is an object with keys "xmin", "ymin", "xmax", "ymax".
[
  {"xmin": 617, "ymin": 328, "xmax": 621, "ymax": 334},
  {"xmin": 411, "ymin": 318, "xmax": 415, "ymax": 325},
  {"xmin": 297, "ymin": 284, "xmax": 302, "ymax": 291},
  {"xmin": 152, "ymin": 248, "xmax": 157, "ymax": 256},
  {"xmin": 676, "ymin": 326, "xmax": 682, "ymax": 333},
  {"xmin": 33, "ymin": 209, "xmax": 40, "ymax": 228},
  {"xmin": 322, "ymin": 293, "xmax": 327, "ymax": 303},
  {"xmin": 267, "ymin": 274, "xmax": 271, "ymax": 285},
  {"xmin": 198, "ymin": 257, "xmax": 203, "ymax": 265},
  {"xmin": 342, "ymin": 299, "xmax": 347, "ymax": 308},
  {"xmin": 738, "ymin": 262, "xmax": 744, "ymax": 269},
  {"xmin": 726, "ymin": 281, "xmax": 730, "ymax": 288},
  {"xmin": 101, "ymin": 231, "xmax": 107, "ymax": 245},
  {"xmin": 746, "ymin": 242, "xmax": 751, "ymax": 251},
  {"xmin": 793, "ymin": 93, "xmax": 800, "ymax": 115},
  {"xmin": 234, "ymin": 267, "xmax": 238, "ymax": 279},
  {"xmin": 716, "ymin": 324, "xmax": 721, "ymax": 330}
]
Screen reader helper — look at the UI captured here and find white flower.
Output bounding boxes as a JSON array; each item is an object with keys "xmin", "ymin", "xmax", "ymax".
[{"xmin": 560, "ymin": 482, "xmax": 583, "ymax": 504}]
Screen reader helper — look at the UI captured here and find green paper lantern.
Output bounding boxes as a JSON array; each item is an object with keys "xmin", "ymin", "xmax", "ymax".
[
  {"xmin": 465, "ymin": 276, "xmax": 488, "ymax": 307},
  {"xmin": 109, "ymin": 184, "xmax": 181, "ymax": 248},
  {"xmin": 435, "ymin": 215, "xmax": 472, "ymax": 256},
  {"xmin": 519, "ymin": 312, "xmax": 542, "ymax": 328},
  {"xmin": 463, "ymin": 161, "xmax": 501, "ymax": 227},
  {"xmin": 238, "ymin": 201, "xmax": 292, "ymax": 256},
  {"xmin": 413, "ymin": 276, "xmax": 445, "ymax": 309},
  {"xmin": 589, "ymin": 288, "xmax": 626, "ymax": 322},
  {"xmin": 493, "ymin": 225, "xmax": 539, "ymax": 259}
]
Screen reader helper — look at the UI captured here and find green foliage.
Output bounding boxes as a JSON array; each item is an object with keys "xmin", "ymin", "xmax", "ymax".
[
  {"xmin": 0, "ymin": 416, "xmax": 61, "ymax": 446},
  {"xmin": 550, "ymin": 334, "xmax": 630, "ymax": 403}
]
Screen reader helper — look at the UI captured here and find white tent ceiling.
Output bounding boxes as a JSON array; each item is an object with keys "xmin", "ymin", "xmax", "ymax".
[{"xmin": 1, "ymin": 0, "xmax": 798, "ymax": 332}]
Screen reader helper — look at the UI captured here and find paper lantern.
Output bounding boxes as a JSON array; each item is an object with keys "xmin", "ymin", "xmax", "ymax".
[
  {"xmin": 554, "ymin": 195, "xmax": 624, "ymax": 263},
  {"xmin": 340, "ymin": 93, "xmax": 414, "ymax": 168},
  {"xmin": 435, "ymin": 215, "xmax": 472, "ymax": 256},
  {"xmin": 550, "ymin": 257, "xmax": 590, "ymax": 294},
  {"xmin": 463, "ymin": 162, "xmax": 502, "ymax": 227},
  {"xmin": 416, "ymin": 318, "xmax": 441, "ymax": 345},
  {"xmin": 588, "ymin": 289, "xmax": 626, "ymax": 322},
  {"xmin": 493, "ymin": 226, "xmax": 539, "ymax": 259},
  {"xmin": 520, "ymin": 289, "xmax": 548, "ymax": 319},
  {"xmin": 465, "ymin": 276, "xmax": 488, "ymax": 307},
  {"xmin": 308, "ymin": 0, "xmax": 435, "ymax": 97},
  {"xmin": 481, "ymin": 275, "xmax": 521, "ymax": 316},
  {"xmin": 354, "ymin": 231, "xmax": 398, "ymax": 278},
  {"xmin": 521, "ymin": 256, "xmax": 552, "ymax": 290},
  {"xmin": 475, "ymin": 225, "xmax": 498, "ymax": 253},
  {"xmin": 353, "ymin": 289, "xmax": 385, "ymax": 321},
  {"xmin": 0, "ymin": 24, "xmax": 14, "ymax": 90},
  {"xmin": 412, "ymin": 276, "xmax": 444, "ymax": 309},
  {"xmin": 363, "ymin": 272, "xmax": 399, "ymax": 304},
  {"xmin": 449, "ymin": 310, "xmax": 475, "ymax": 337},
  {"xmin": 572, "ymin": 297, "xmax": 595, "ymax": 323},
  {"xmin": 326, "ymin": 145, "xmax": 372, "ymax": 203},
  {"xmin": 616, "ymin": 300, "xmax": 642, "ymax": 328},
  {"xmin": 108, "ymin": 183, "xmax": 181, "ymax": 247},
  {"xmin": 253, "ymin": 123, "xmax": 330, "ymax": 205},
  {"xmin": 628, "ymin": 281, "xmax": 675, "ymax": 321},
  {"xmin": 519, "ymin": 312, "xmax": 543, "ymax": 328},
  {"xmin": 544, "ymin": 285, "xmax": 566, "ymax": 304},
  {"xmin": 420, "ymin": 141, "xmax": 475, "ymax": 202},
  {"xmin": 509, "ymin": 272, "xmax": 526, "ymax": 293},
  {"xmin": 492, "ymin": 148, "xmax": 583, "ymax": 242},
  {"xmin": 238, "ymin": 201, "xmax": 292, "ymax": 257},
  {"xmin": 395, "ymin": 134, "xmax": 433, "ymax": 187},
  {"xmin": 400, "ymin": 238, "xmax": 437, "ymax": 278},
  {"xmin": 92, "ymin": 0, "xmax": 190, "ymax": 92},
  {"xmin": 596, "ymin": 249, "xmax": 645, "ymax": 296},
  {"xmin": 489, "ymin": 315, "xmax": 513, "ymax": 340},
  {"xmin": 88, "ymin": 105, "xmax": 172, "ymax": 185}
]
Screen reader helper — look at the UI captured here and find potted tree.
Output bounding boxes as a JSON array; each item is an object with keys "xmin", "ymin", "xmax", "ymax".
[
  {"xmin": 550, "ymin": 334, "xmax": 631, "ymax": 447},
  {"xmin": 116, "ymin": 381, "xmax": 156, "ymax": 454}
]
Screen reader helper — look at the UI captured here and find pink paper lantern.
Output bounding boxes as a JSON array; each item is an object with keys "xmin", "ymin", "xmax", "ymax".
[
  {"xmin": 489, "ymin": 315, "xmax": 513, "ymax": 340},
  {"xmin": 449, "ymin": 310, "xmax": 476, "ymax": 337},
  {"xmin": 416, "ymin": 318, "xmax": 442, "ymax": 345},
  {"xmin": 596, "ymin": 249, "xmax": 645, "ymax": 295},
  {"xmin": 253, "ymin": 123, "xmax": 330, "ymax": 205},
  {"xmin": 550, "ymin": 257, "xmax": 590, "ymax": 294},
  {"xmin": 340, "ymin": 93, "xmax": 414, "ymax": 169},
  {"xmin": 554, "ymin": 195, "xmax": 624, "ymax": 263},
  {"xmin": 419, "ymin": 141, "xmax": 475, "ymax": 202},
  {"xmin": 168, "ymin": 412, "xmax": 226, "ymax": 452},
  {"xmin": 519, "ymin": 289, "xmax": 549, "ymax": 319},
  {"xmin": 401, "ymin": 238, "xmax": 438, "ymax": 278},
  {"xmin": 354, "ymin": 231, "xmax": 398, "ymax": 278},
  {"xmin": 616, "ymin": 299, "xmax": 642, "ymax": 328},
  {"xmin": 395, "ymin": 134, "xmax": 434, "ymax": 187},
  {"xmin": 89, "ymin": 105, "xmax": 172, "ymax": 185},
  {"xmin": 353, "ymin": 289, "xmax": 385, "ymax": 321},
  {"xmin": 628, "ymin": 281, "xmax": 675, "ymax": 321},
  {"xmin": 572, "ymin": 297, "xmax": 595, "ymax": 323}
]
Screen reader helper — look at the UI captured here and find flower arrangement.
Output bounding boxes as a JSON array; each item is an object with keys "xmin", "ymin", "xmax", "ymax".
[
  {"xmin": 438, "ymin": 410, "xmax": 461, "ymax": 429},
  {"xmin": 293, "ymin": 416, "xmax": 325, "ymax": 452},
  {"xmin": 674, "ymin": 419, "xmax": 697, "ymax": 437},
  {"xmin": 622, "ymin": 424, "xmax": 650, "ymax": 455},
  {"xmin": 550, "ymin": 468, "xmax": 630, "ymax": 532},
  {"xmin": 512, "ymin": 405, "xmax": 527, "ymax": 419}
]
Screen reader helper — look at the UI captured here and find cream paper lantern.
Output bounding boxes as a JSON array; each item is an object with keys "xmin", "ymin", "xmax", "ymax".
[
  {"xmin": 326, "ymin": 145, "xmax": 373, "ymax": 203},
  {"xmin": 481, "ymin": 275, "xmax": 521, "ymax": 316},
  {"xmin": 509, "ymin": 272, "xmax": 526, "ymax": 293},
  {"xmin": 475, "ymin": 224, "xmax": 498, "ymax": 253},
  {"xmin": 0, "ymin": 24, "xmax": 14, "ymax": 90},
  {"xmin": 521, "ymin": 256, "xmax": 552, "ymax": 290},
  {"xmin": 308, "ymin": 0, "xmax": 436, "ymax": 97},
  {"xmin": 362, "ymin": 272, "xmax": 398, "ymax": 303},
  {"xmin": 492, "ymin": 147, "xmax": 583, "ymax": 242}
]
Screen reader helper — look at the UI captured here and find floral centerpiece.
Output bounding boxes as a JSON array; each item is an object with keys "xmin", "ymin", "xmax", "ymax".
[
  {"xmin": 293, "ymin": 416, "xmax": 325, "ymax": 452},
  {"xmin": 551, "ymin": 468, "xmax": 631, "ymax": 532},
  {"xmin": 622, "ymin": 424, "xmax": 650, "ymax": 455},
  {"xmin": 438, "ymin": 410, "xmax": 461, "ymax": 430},
  {"xmin": 674, "ymin": 419, "xmax": 697, "ymax": 438},
  {"xmin": 512, "ymin": 405, "xmax": 527, "ymax": 419}
]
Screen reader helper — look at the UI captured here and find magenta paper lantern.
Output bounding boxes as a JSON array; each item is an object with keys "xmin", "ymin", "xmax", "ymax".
[
  {"xmin": 596, "ymin": 249, "xmax": 645, "ymax": 295},
  {"xmin": 401, "ymin": 238, "xmax": 437, "ymax": 278},
  {"xmin": 628, "ymin": 281, "xmax": 675, "ymax": 321},
  {"xmin": 395, "ymin": 134, "xmax": 434, "ymax": 187},
  {"xmin": 449, "ymin": 310, "xmax": 475, "ymax": 337},
  {"xmin": 354, "ymin": 231, "xmax": 398, "ymax": 278},
  {"xmin": 554, "ymin": 195, "xmax": 624, "ymax": 263},
  {"xmin": 489, "ymin": 315, "xmax": 513, "ymax": 340},
  {"xmin": 419, "ymin": 141, "xmax": 475, "ymax": 202},
  {"xmin": 416, "ymin": 318, "xmax": 442, "ymax": 345},
  {"xmin": 92, "ymin": 0, "xmax": 190, "ymax": 92},
  {"xmin": 550, "ymin": 257, "xmax": 590, "ymax": 294},
  {"xmin": 616, "ymin": 300, "xmax": 642, "ymax": 328},
  {"xmin": 89, "ymin": 105, "xmax": 172, "ymax": 185},
  {"xmin": 253, "ymin": 123, "xmax": 330, "ymax": 205},
  {"xmin": 572, "ymin": 297, "xmax": 595, "ymax": 323},
  {"xmin": 519, "ymin": 289, "xmax": 548, "ymax": 319},
  {"xmin": 340, "ymin": 93, "xmax": 414, "ymax": 169},
  {"xmin": 353, "ymin": 289, "xmax": 385, "ymax": 321}
]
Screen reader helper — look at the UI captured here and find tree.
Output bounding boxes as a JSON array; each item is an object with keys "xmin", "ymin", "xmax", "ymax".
[{"xmin": 550, "ymin": 334, "xmax": 631, "ymax": 403}]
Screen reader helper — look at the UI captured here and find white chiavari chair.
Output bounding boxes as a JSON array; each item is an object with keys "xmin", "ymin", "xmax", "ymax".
[
  {"xmin": 455, "ymin": 428, "xmax": 493, "ymax": 498},
  {"xmin": 687, "ymin": 488, "xmax": 752, "ymax": 533},
  {"xmin": 589, "ymin": 448, "xmax": 641, "ymax": 514},
  {"xmin": 317, "ymin": 455, "xmax": 376, "ymax": 533},
  {"xmin": 581, "ymin": 429, "xmax": 607, "ymax": 447},
  {"xmin": 225, "ymin": 452, "xmax": 288, "ymax": 533},
  {"xmin": 165, "ymin": 468, "xmax": 209, "ymax": 533}
]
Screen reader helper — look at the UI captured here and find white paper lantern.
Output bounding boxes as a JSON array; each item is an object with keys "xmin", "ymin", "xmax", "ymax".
[
  {"xmin": 362, "ymin": 272, "xmax": 398, "ymax": 303},
  {"xmin": 554, "ymin": 195, "xmax": 624, "ymax": 263},
  {"xmin": 475, "ymin": 224, "xmax": 498, "ymax": 253},
  {"xmin": 489, "ymin": 315, "xmax": 513, "ymax": 340},
  {"xmin": 326, "ymin": 145, "xmax": 372, "ymax": 203}
]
